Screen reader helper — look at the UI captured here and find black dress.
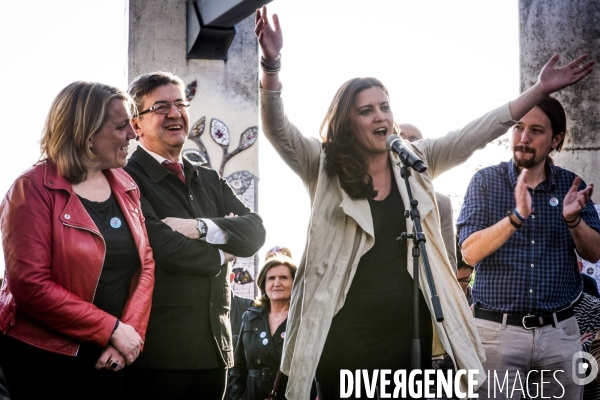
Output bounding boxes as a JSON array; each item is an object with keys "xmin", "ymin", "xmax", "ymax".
[
  {"xmin": 315, "ymin": 177, "xmax": 433, "ymax": 399},
  {"xmin": 229, "ymin": 306, "xmax": 288, "ymax": 400}
]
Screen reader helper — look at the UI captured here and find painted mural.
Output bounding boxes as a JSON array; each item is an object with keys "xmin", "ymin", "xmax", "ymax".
[{"xmin": 182, "ymin": 80, "xmax": 259, "ymax": 299}]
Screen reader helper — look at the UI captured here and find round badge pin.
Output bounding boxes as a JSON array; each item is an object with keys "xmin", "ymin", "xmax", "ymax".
[
  {"xmin": 549, "ymin": 197, "xmax": 559, "ymax": 207},
  {"xmin": 281, "ymin": 331, "xmax": 286, "ymax": 339},
  {"xmin": 110, "ymin": 217, "xmax": 122, "ymax": 228},
  {"xmin": 260, "ymin": 331, "xmax": 266, "ymax": 338},
  {"xmin": 262, "ymin": 338, "xmax": 268, "ymax": 345}
]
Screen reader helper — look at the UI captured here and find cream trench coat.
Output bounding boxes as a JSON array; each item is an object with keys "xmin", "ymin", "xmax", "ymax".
[{"xmin": 260, "ymin": 88, "xmax": 517, "ymax": 399}]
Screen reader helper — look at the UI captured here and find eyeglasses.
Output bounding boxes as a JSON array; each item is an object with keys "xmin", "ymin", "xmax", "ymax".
[
  {"xmin": 457, "ymin": 273, "xmax": 473, "ymax": 284},
  {"xmin": 138, "ymin": 101, "xmax": 190, "ymax": 116}
]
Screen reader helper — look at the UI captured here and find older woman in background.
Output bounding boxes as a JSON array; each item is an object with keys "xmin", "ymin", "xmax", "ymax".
[
  {"xmin": 228, "ymin": 246, "xmax": 296, "ymax": 400},
  {"xmin": 0, "ymin": 81, "xmax": 155, "ymax": 400}
]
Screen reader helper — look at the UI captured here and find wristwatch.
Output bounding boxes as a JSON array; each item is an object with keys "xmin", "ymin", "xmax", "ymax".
[{"xmin": 196, "ymin": 218, "xmax": 208, "ymax": 240}]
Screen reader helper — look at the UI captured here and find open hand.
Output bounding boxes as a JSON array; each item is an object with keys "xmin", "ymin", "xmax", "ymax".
[
  {"xmin": 538, "ymin": 54, "xmax": 595, "ymax": 96},
  {"xmin": 514, "ymin": 169, "xmax": 532, "ymax": 219},
  {"xmin": 255, "ymin": 5, "xmax": 282, "ymax": 61},
  {"xmin": 563, "ymin": 176, "xmax": 593, "ymax": 221}
]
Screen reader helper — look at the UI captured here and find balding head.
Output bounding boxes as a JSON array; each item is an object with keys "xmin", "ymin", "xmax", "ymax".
[{"xmin": 397, "ymin": 123, "xmax": 423, "ymax": 143}]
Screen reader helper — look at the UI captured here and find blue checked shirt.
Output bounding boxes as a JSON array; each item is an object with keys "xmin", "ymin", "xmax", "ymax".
[{"xmin": 457, "ymin": 160, "xmax": 600, "ymax": 314}]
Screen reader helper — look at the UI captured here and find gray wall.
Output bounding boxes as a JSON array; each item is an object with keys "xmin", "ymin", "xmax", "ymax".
[{"xmin": 519, "ymin": 0, "xmax": 600, "ymax": 201}]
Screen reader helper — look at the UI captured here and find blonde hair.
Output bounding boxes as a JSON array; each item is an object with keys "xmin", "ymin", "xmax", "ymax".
[{"xmin": 39, "ymin": 81, "xmax": 133, "ymax": 183}]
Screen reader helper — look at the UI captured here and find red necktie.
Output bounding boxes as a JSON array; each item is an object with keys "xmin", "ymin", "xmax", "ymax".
[{"xmin": 162, "ymin": 161, "xmax": 185, "ymax": 184}]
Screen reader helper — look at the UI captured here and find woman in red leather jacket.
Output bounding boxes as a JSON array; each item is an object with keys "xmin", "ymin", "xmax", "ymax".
[{"xmin": 0, "ymin": 81, "xmax": 155, "ymax": 400}]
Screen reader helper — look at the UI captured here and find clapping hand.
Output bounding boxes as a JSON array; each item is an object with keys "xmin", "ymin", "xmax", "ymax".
[{"xmin": 563, "ymin": 176, "xmax": 594, "ymax": 221}]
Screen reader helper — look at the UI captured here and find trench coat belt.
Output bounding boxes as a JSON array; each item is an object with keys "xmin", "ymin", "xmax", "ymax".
[{"xmin": 248, "ymin": 367, "xmax": 278, "ymax": 381}]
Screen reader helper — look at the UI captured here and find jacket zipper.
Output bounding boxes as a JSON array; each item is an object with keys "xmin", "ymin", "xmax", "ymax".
[{"xmin": 62, "ymin": 223, "xmax": 106, "ymax": 355}]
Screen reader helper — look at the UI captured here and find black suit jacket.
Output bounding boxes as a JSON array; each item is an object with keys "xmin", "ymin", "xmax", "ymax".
[{"xmin": 125, "ymin": 147, "xmax": 266, "ymax": 369}]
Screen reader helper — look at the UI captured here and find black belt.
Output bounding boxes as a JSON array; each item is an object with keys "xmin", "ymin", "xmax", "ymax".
[
  {"xmin": 248, "ymin": 368, "xmax": 278, "ymax": 382},
  {"xmin": 475, "ymin": 304, "xmax": 576, "ymax": 329}
]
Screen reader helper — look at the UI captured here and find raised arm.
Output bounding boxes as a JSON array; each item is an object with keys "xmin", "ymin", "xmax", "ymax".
[
  {"xmin": 255, "ymin": 5, "xmax": 282, "ymax": 91},
  {"xmin": 508, "ymin": 54, "xmax": 594, "ymax": 120}
]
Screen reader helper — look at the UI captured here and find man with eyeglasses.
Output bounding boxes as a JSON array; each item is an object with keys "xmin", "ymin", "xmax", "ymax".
[{"xmin": 122, "ymin": 71, "xmax": 266, "ymax": 399}]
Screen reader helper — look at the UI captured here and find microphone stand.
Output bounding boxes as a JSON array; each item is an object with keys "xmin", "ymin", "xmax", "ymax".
[{"xmin": 396, "ymin": 164, "xmax": 444, "ymax": 370}]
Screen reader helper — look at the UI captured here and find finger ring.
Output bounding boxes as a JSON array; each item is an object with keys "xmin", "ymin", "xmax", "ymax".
[
  {"xmin": 110, "ymin": 361, "xmax": 119, "ymax": 369},
  {"xmin": 579, "ymin": 65, "xmax": 584, "ymax": 70}
]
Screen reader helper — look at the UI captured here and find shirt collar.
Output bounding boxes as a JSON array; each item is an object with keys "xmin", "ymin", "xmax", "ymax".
[
  {"xmin": 508, "ymin": 159, "xmax": 557, "ymax": 192},
  {"xmin": 137, "ymin": 143, "xmax": 183, "ymax": 167}
]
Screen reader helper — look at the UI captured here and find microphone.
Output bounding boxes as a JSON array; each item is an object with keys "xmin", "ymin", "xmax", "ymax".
[{"xmin": 385, "ymin": 134, "xmax": 427, "ymax": 173}]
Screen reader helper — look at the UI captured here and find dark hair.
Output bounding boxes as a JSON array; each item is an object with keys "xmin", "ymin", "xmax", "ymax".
[
  {"xmin": 127, "ymin": 71, "xmax": 186, "ymax": 118},
  {"xmin": 320, "ymin": 77, "xmax": 399, "ymax": 199},
  {"xmin": 536, "ymin": 95, "xmax": 567, "ymax": 153},
  {"xmin": 39, "ymin": 81, "xmax": 133, "ymax": 183},
  {"xmin": 254, "ymin": 255, "xmax": 297, "ymax": 311}
]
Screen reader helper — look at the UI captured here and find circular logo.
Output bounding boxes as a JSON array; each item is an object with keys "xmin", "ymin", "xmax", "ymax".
[{"xmin": 110, "ymin": 217, "xmax": 122, "ymax": 229}]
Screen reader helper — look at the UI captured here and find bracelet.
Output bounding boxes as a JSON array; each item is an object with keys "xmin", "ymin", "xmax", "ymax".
[
  {"xmin": 112, "ymin": 319, "xmax": 120, "ymax": 334},
  {"xmin": 513, "ymin": 208, "xmax": 527, "ymax": 223},
  {"xmin": 506, "ymin": 210, "xmax": 524, "ymax": 229},
  {"xmin": 564, "ymin": 214, "xmax": 582, "ymax": 228},
  {"xmin": 260, "ymin": 53, "xmax": 281, "ymax": 75}
]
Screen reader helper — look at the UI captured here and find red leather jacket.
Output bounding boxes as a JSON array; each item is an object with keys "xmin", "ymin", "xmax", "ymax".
[{"xmin": 0, "ymin": 161, "xmax": 155, "ymax": 356}]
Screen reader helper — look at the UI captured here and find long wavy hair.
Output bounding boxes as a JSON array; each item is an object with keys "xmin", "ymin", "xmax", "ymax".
[{"xmin": 320, "ymin": 77, "xmax": 399, "ymax": 199}]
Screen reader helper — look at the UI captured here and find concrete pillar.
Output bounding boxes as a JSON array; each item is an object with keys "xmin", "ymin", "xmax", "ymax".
[
  {"xmin": 519, "ymin": 0, "xmax": 600, "ymax": 202},
  {"xmin": 129, "ymin": 0, "xmax": 259, "ymax": 298}
]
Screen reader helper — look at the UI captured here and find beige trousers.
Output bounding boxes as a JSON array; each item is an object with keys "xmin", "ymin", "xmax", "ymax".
[{"xmin": 475, "ymin": 315, "xmax": 583, "ymax": 400}]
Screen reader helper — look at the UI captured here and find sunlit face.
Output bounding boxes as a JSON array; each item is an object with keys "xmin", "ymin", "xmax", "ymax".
[
  {"xmin": 348, "ymin": 86, "xmax": 394, "ymax": 156},
  {"xmin": 88, "ymin": 99, "xmax": 135, "ymax": 171},
  {"xmin": 456, "ymin": 268, "xmax": 473, "ymax": 296},
  {"xmin": 133, "ymin": 83, "xmax": 189, "ymax": 159},
  {"xmin": 511, "ymin": 106, "xmax": 563, "ymax": 170},
  {"xmin": 265, "ymin": 264, "xmax": 293, "ymax": 303}
]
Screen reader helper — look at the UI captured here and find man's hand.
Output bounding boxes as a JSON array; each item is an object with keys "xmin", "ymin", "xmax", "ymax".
[
  {"xmin": 95, "ymin": 345, "xmax": 126, "ymax": 371},
  {"xmin": 109, "ymin": 322, "xmax": 143, "ymax": 365},
  {"xmin": 581, "ymin": 331, "xmax": 595, "ymax": 345},
  {"xmin": 514, "ymin": 169, "xmax": 532, "ymax": 219},
  {"xmin": 162, "ymin": 217, "xmax": 200, "ymax": 239},
  {"xmin": 563, "ymin": 176, "xmax": 594, "ymax": 221}
]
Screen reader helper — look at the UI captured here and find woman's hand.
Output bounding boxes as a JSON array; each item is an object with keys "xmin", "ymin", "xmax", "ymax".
[
  {"xmin": 109, "ymin": 321, "xmax": 143, "ymax": 365},
  {"xmin": 95, "ymin": 344, "xmax": 126, "ymax": 371},
  {"xmin": 537, "ymin": 54, "xmax": 595, "ymax": 96},
  {"xmin": 255, "ymin": 5, "xmax": 282, "ymax": 60}
]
